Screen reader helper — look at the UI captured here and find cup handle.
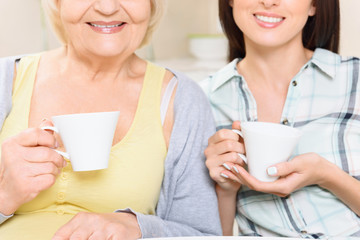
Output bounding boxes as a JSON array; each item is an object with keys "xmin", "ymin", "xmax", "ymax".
[
  {"xmin": 232, "ymin": 129, "xmax": 247, "ymax": 164},
  {"xmin": 41, "ymin": 126, "xmax": 70, "ymax": 159}
]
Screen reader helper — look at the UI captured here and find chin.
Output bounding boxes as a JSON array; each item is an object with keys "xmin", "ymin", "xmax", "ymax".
[{"xmin": 88, "ymin": 46, "xmax": 128, "ymax": 58}]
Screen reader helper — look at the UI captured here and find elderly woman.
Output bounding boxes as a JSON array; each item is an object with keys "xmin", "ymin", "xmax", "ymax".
[{"xmin": 0, "ymin": 0, "xmax": 221, "ymax": 239}]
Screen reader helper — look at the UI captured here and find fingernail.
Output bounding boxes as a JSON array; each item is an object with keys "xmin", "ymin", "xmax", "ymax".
[
  {"xmin": 55, "ymin": 140, "xmax": 59, "ymax": 148},
  {"xmin": 267, "ymin": 167, "xmax": 278, "ymax": 176},
  {"xmin": 220, "ymin": 173, "xmax": 229, "ymax": 179},
  {"xmin": 41, "ymin": 118, "xmax": 48, "ymax": 122},
  {"xmin": 233, "ymin": 166, "xmax": 239, "ymax": 173},
  {"xmin": 222, "ymin": 163, "xmax": 231, "ymax": 171},
  {"xmin": 63, "ymin": 160, "xmax": 67, "ymax": 167}
]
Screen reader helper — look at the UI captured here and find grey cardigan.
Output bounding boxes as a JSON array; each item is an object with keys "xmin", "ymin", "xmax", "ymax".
[{"xmin": 0, "ymin": 56, "xmax": 222, "ymax": 238}]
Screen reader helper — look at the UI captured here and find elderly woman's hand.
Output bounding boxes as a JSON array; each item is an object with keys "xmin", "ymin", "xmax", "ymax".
[
  {"xmin": 52, "ymin": 212, "xmax": 141, "ymax": 240},
  {"xmin": 205, "ymin": 121, "xmax": 246, "ymax": 193},
  {"xmin": 0, "ymin": 121, "xmax": 66, "ymax": 215}
]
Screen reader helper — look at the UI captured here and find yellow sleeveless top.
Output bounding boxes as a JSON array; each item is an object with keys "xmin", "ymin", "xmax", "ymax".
[{"xmin": 0, "ymin": 55, "xmax": 167, "ymax": 239}]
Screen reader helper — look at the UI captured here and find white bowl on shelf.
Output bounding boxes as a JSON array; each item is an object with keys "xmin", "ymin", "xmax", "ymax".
[{"xmin": 188, "ymin": 34, "xmax": 228, "ymax": 61}]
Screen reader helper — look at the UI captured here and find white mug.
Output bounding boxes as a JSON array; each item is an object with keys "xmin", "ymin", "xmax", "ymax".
[
  {"xmin": 232, "ymin": 121, "xmax": 302, "ymax": 182},
  {"xmin": 42, "ymin": 111, "xmax": 120, "ymax": 172}
]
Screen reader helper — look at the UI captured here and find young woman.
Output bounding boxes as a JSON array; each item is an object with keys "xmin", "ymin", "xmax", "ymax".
[
  {"xmin": 201, "ymin": 0, "xmax": 360, "ymax": 237},
  {"xmin": 0, "ymin": 0, "xmax": 221, "ymax": 239}
]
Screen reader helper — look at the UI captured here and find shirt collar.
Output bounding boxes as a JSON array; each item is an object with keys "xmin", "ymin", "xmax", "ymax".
[
  {"xmin": 210, "ymin": 48, "xmax": 340, "ymax": 93},
  {"xmin": 308, "ymin": 48, "xmax": 341, "ymax": 79},
  {"xmin": 211, "ymin": 58, "xmax": 241, "ymax": 92}
]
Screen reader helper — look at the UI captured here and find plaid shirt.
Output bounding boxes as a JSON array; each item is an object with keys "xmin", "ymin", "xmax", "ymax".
[{"xmin": 200, "ymin": 48, "xmax": 360, "ymax": 238}]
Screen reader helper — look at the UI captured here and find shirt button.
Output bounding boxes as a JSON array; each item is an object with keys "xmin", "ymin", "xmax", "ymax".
[
  {"xmin": 292, "ymin": 81, "xmax": 298, "ymax": 86},
  {"xmin": 61, "ymin": 172, "xmax": 68, "ymax": 180},
  {"xmin": 57, "ymin": 192, "xmax": 65, "ymax": 200},
  {"xmin": 57, "ymin": 209, "xmax": 64, "ymax": 215},
  {"xmin": 282, "ymin": 119, "xmax": 289, "ymax": 125}
]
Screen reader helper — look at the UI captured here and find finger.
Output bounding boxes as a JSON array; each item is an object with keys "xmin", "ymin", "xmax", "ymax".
[
  {"xmin": 69, "ymin": 229, "xmax": 93, "ymax": 240},
  {"xmin": 88, "ymin": 231, "xmax": 106, "ymax": 240},
  {"xmin": 39, "ymin": 118, "xmax": 54, "ymax": 129},
  {"xmin": 223, "ymin": 159, "xmax": 246, "ymax": 174},
  {"xmin": 219, "ymin": 170, "xmax": 242, "ymax": 184},
  {"xmin": 233, "ymin": 165, "xmax": 263, "ymax": 189},
  {"xmin": 23, "ymin": 146, "xmax": 66, "ymax": 168},
  {"xmin": 208, "ymin": 129, "xmax": 240, "ymax": 145},
  {"xmin": 220, "ymin": 152, "xmax": 245, "ymax": 166},
  {"xmin": 29, "ymin": 162, "xmax": 61, "ymax": 177},
  {"xmin": 205, "ymin": 140, "xmax": 245, "ymax": 157},
  {"xmin": 232, "ymin": 121, "xmax": 241, "ymax": 130},
  {"xmin": 53, "ymin": 217, "xmax": 80, "ymax": 240},
  {"xmin": 208, "ymin": 165, "xmax": 230, "ymax": 183},
  {"xmin": 267, "ymin": 161, "xmax": 296, "ymax": 178},
  {"xmin": 33, "ymin": 174, "xmax": 57, "ymax": 193},
  {"xmin": 15, "ymin": 128, "xmax": 57, "ymax": 148},
  {"xmin": 230, "ymin": 165, "xmax": 249, "ymax": 183}
]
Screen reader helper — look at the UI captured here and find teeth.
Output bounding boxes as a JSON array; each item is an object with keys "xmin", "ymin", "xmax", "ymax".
[
  {"xmin": 255, "ymin": 15, "xmax": 283, "ymax": 23},
  {"xmin": 90, "ymin": 23, "xmax": 123, "ymax": 28}
]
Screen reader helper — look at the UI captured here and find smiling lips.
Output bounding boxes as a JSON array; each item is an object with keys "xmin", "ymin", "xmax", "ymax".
[
  {"xmin": 254, "ymin": 13, "xmax": 285, "ymax": 28},
  {"xmin": 87, "ymin": 21, "xmax": 126, "ymax": 34}
]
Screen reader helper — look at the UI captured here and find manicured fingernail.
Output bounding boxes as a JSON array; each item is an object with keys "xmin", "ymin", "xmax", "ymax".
[
  {"xmin": 233, "ymin": 166, "xmax": 239, "ymax": 173},
  {"xmin": 55, "ymin": 140, "xmax": 59, "ymax": 148},
  {"xmin": 222, "ymin": 163, "xmax": 231, "ymax": 171},
  {"xmin": 63, "ymin": 160, "xmax": 67, "ymax": 167},
  {"xmin": 220, "ymin": 173, "xmax": 229, "ymax": 179},
  {"xmin": 267, "ymin": 167, "xmax": 278, "ymax": 176}
]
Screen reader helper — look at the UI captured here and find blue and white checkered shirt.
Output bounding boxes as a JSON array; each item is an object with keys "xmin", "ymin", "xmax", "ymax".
[{"xmin": 200, "ymin": 48, "xmax": 360, "ymax": 238}]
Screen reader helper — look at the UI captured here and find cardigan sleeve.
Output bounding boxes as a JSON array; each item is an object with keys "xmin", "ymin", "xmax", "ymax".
[
  {"xmin": 0, "ymin": 56, "xmax": 18, "ymax": 129},
  {"xmin": 0, "ymin": 56, "xmax": 21, "ymax": 225},
  {"xmin": 126, "ymin": 72, "xmax": 222, "ymax": 238}
]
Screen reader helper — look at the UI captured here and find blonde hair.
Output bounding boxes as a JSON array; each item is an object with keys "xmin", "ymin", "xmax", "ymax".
[{"xmin": 41, "ymin": 0, "xmax": 165, "ymax": 47}]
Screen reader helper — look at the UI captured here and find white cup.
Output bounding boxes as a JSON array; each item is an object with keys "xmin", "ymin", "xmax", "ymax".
[
  {"xmin": 232, "ymin": 122, "xmax": 302, "ymax": 182},
  {"xmin": 42, "ymin": 111, "xmax": 120, "ymax": 172}
]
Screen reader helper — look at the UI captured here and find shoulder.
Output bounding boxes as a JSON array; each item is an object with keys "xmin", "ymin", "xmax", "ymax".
[
  {"xmin": 307, "ymin": 48, "xmax": 360, "ymax": 84},
  {"xmin": 312, "ymin": 48, "xmax": 360, "ymax": 72},
  {"xmin": 0, "ymin": 55, "xmax": 20, "ymax": 71},
  {"xmin": 199, "ymin": 59, "xmax": 240, "ymax": 96},
  {"xmin": 167, "ymin": 69, "xmax": 210, "ymax": 110},
  {"xmin": 0, "ymin": 55, "xmax": 23, "ymax": 86}
]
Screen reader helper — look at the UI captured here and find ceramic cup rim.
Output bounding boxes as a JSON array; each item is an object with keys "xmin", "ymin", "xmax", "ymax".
[
  {"xmin": 51, "ymin": 111, "xmax": 120, "ymax": 120},
  {"xmin": 241, "ymin": 121, "xmax": 302, "ymax": 138}
]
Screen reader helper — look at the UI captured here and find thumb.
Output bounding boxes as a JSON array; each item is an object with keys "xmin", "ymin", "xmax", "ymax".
[
  {"xmin": 39, "ymin": 118, "xmax": 56, "ymax": 134},
  {"xmin": 232, "ymin": 121, "xmax": 241, "ymax": 130},
  {"xmin": 267, "ymin": 161, "xmax": 295, "ymax": 177},
  {"xmin": 39, "ymin": 118, "xmax": 54, "ymax": 128},
  {"xmin": 39, "ymin": 118, "xmax": 59, "ymax": 148}
]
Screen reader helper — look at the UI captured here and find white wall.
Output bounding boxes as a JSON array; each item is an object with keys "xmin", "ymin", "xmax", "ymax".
[
  {"xmin": 0, "ymin": 0, "xmax": 59, "ymax": 57},
  {"xmin": 0, "ymin": 0, "xmax": 359, "ymax": 58},
  {"xmin": 339, "ymin": 0, "xmax": 360, "ymax": 57}
]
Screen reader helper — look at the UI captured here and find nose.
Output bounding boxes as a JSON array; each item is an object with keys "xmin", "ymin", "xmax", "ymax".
[
  {"xmin": 260, "ymin": 0, "xmax": 280, "ymax": 8},
  {"xmin": 93, "ymin": 0, "xmax": 120, "ymax": 15}
]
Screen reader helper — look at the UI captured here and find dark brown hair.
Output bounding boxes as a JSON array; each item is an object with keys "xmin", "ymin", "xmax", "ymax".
[{"xmin": 219, "ymin": 0, "xmax": 340, "ymax": 61}]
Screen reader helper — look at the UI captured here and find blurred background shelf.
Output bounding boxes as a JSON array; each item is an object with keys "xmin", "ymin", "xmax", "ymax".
[
  {"xmin": 1, "ymin": 0, "xmax": 359, "ymax": 68},
  {"xmin": 155, "ymin": 58, "xmax": 227, "ymax": 82}
]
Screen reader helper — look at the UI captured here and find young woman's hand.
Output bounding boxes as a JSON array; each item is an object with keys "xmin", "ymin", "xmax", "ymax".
[
  {"xmin": 232, "ymin": 152, "xmax": 335, "ymax": 197},
  {"xmin": 205, "ymin": 121, "xmax": 246, "ymax": 193},
  {"xmin": 52, "ymin": 212, "xmax": 141, "ymax": 240},
  {"xmin": 0, "ymin": 120, "xmax": 66, "ymax": 215}
]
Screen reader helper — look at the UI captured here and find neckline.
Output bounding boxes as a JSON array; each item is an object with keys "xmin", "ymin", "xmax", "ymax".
[
  {"xmin": 24, "ymin": 56, "xmax": 157, "ymax": 150},
  {"xmin": 111, "ymin": 61, "xmax": 154, "ymax": 149}
]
